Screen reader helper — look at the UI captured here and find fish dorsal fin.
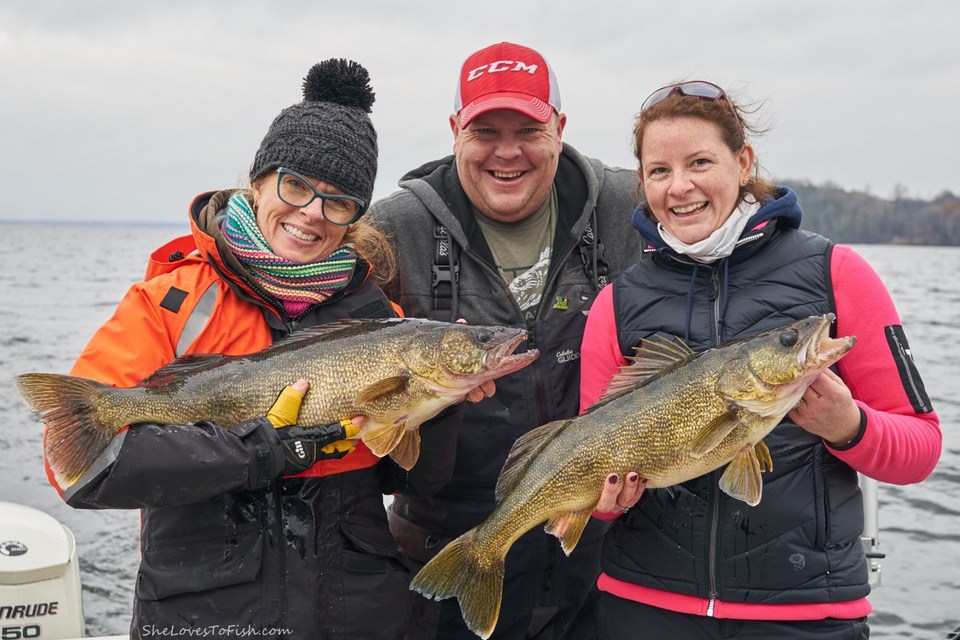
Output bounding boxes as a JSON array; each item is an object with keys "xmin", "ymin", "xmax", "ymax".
[
  {"xmin": 718, "ymin": 443, "xmax": 766, "ymax": 506},
  {"xmin": 355, "ymin": 375, "xmax": 411, "ymax": 405},
  {"xmin": 140, "ymin": 354, "xmax": 234, "ymax": 387},
  {"xmin": 544, "ymin": 508, "xmax": 594, "ymax": 556},
  {"xmin": 597, "ymin": 334, "xmax": 696, "ymax": 403},
  {"xmin": 495, "ymin": 419, "xmax": 570, "ymax": 502},
  {"xmin": 388, "ymin": 428, "xmax": 422, "ymax": 471},
  {"xmin": 142, "ymin": 319, "xmax": 404, "ymax": 386},
  {"xmin": 144, "ymin": 320, "xmax": 403, "ymax": 386},
  {"xmin": 253, "ymin": 318, "xmax": 405, "ymax": 359},
  {"xmin": 690, "ymin": 409, "xmax": 741, "ymax": 456}
]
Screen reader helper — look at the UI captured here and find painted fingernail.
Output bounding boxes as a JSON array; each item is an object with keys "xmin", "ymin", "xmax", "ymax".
[
  {"xmin": 628, "ymin": 473, "xmax": 639, "ymax": 482},
  {"xmin": 609, "ymin": 474, "xmax": 619, "ymax": 485}
]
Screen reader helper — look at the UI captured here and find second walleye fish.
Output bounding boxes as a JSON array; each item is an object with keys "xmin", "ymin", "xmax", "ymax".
[{"xmin": 410, "ymin": 314, "xmax": 856, "ymax": 639}]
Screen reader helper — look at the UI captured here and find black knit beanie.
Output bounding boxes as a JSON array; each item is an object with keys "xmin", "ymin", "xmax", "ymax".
[{"xmin": 250, "ymin": 59, "xmax": 378, "ymax": 207}]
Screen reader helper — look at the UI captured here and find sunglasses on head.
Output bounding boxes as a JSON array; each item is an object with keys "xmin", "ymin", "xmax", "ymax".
[
  {"xmin": 640, "ymin": 80, "xmax": 729, "ymax": 110},
  {"xmin": 640, "ymin": 81, "xmax": 744, "ymax": 141}
]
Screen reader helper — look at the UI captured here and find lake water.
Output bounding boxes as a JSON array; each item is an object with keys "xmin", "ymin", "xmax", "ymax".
[{"xmin": 0, "ymin": 222, "xmax": 957, "ymax": 638}]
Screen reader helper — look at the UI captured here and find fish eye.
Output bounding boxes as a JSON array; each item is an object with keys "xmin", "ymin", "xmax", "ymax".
[
  {"xmin": 475, "ymin": 329, "xmax": 494, "ymax": 344},
  {"xmin": 779, "ymin": 329, "xmax": 799, "ymax": 347}
]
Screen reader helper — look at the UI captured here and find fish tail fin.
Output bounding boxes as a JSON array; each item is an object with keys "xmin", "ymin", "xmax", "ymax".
[
  {"xmin": 14, "ymin": 373, "xmax": 118, "ymax": 487},
  {"xmin": 410, "ymin": 530, "xmax": 503, "ymax": 640}
]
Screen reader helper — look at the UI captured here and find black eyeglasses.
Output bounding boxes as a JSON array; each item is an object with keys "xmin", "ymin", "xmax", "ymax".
[
  {"xmin": 276, "ymin": 167, "xmax": 366, "ymax": 226},
  {"xmin": 640, "ymin": 81, "xmax": 744, "ymax": 141}
]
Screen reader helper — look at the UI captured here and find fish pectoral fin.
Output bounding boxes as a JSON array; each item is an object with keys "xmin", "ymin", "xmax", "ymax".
[
  {"xmin": 755, "ymin": 440, "xmax": 773, "ymax": 472},
  {"xmin": 355, "ymin": 375, "xmax": 411, "ymax": 405},
  {"xmin": 544, "ymin": 509, "xmax": 593, "ymax": 556},
  {"xmin": 718, "ymin": 444, "xmax": 764, "ymax": 506},
  {"xmin": 388, "ymin": 428, "xmax": 422, "ymax": 471},
  {"xmin": 361, "ymin": 421, "xmax": 407, "ymax": 459},
  {"xmin": 690, "ymin": 410, "xmax": 740, "ymax": 456}
]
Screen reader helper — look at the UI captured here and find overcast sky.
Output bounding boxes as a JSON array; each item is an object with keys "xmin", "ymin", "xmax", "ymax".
[{"xmin": 2, "ymin": 1, "xmax": 957, "ymax": 224}]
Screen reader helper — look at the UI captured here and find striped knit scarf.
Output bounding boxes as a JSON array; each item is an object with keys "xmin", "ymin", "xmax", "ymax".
[{"xmin": 221, "ymin": 192, "xmax": 358, "ymax": 318}]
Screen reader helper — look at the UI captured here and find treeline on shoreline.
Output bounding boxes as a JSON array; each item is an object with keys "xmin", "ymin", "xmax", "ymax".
[
  {"xmin": 784, "ymin": 180, "xmax": 960, "ymax": 246},
  {"xmin": 4, "ymin": 181, "xmax": 959, "ymax": 246}
]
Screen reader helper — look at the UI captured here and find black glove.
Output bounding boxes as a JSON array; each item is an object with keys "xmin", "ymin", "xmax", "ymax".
[
  {"xmin": 265, "ymin": 383, "xmax": 359, "ymax": 475},
  {"xmin": 276, "ymin": 421, "xmax": 358, "ymax": 474}
]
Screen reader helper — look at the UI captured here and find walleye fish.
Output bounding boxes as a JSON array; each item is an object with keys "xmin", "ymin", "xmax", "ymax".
[
  {"xmin": 410, "ymin": 314, "xmax": 855, "ymax": 639},
  {"xmin": 15, "ymin": 318, "xmax": 538, "ymax": 488}
]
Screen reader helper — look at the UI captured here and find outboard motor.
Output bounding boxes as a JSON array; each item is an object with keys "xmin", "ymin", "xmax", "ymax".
[{"xmin": 0, "ymin": 502, "xmax": 84, "ymax": 639}]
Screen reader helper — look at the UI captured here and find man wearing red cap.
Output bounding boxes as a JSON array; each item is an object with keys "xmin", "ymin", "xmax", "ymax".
[{"xmin": 370, "ymin": 42, "xmax": 643, "ymax": 639}]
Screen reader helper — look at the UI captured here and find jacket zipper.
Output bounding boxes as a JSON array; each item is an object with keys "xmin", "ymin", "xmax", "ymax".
[
  {"xmin": 529, "ymin": 244, "xmax": 572, "ymax": 427},
  {"xmin": 460, "ymin": 244, "xmax": 561, "ymax": 428},
  {"xmin": 709, "ymin": 267, "xmax": 722, "ymax": 344},
  {"xmin": 706, "ymin": 264, "xmax": 724, "ymax": 615},
  {"xmin": 657, "ymin": 231, "xmax": 763, "ymax": 616},
  {"xmin": 527, "ymin": 324, "xmax": 549, "ymax": 427},
  {"xmin": 706, "ymin": 475, "xmax": 721, "ymax": 616}
]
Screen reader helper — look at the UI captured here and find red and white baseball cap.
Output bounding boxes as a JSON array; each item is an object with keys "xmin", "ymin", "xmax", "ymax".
[{"xmin": 454, "ymin": 42, "xmax": 561, "ymax": 127}]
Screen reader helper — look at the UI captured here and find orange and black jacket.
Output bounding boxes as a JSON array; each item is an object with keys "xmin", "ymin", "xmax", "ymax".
[{"xmin": 54, "ymin": 190, "xmax": 460, "ymax": 636}]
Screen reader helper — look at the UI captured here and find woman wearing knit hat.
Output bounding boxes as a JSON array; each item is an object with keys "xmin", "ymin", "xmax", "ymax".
[{"xmin": 44, "ymin": 59, "xmax": 471, "ymax": 638}]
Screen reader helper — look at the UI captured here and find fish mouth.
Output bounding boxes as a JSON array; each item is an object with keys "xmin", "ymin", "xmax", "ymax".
[
  {"xmin": 486, "ymin": 330, "xmax": 540, "ymax": 374},
  {"xmin": 734, "ymin": 314, "xmax": 856, "ymax": 418},
  {"xmin": 802, "ymin": 313, "xmax": 856, "ymax": 369}
]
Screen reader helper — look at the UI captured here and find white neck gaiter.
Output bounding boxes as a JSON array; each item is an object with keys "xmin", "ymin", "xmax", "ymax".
[{"xmin": 658, "ymin": 200, "xmax": 761, "ymax": 264}]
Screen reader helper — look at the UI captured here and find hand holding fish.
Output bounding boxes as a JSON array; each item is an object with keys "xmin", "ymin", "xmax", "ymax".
[
  {"xmin": 269, "ymin": 379, "xmax": 369, "ymax": 475},
  {"xmin": 266, "ymin": 379, "xmax": 312, "ymax": 427},
  {"xmin": 788, "ymin": 369, "xmax": 862, "ymax": 447},
  {"xmin": 594, "ymin": 472, "xmax": 647, "ymax": 516},
  {"xmin": 464, "ymin": 380, "xmax": 497, "ymax": 403}
]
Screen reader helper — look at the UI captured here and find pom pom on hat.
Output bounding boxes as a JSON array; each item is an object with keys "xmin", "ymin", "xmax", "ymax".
[
  {"xmin": 250, "ymin": 58, "xmax": 378, "ymax": 209},
  {"xmin": 302, "ymin": 59, "xmax": 375, "ymax": 113}
]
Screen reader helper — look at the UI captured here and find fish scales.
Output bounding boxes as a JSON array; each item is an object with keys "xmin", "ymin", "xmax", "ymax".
[{"xmin": 410, "ymin": 314, "xmax": 856, "ymax": 639}]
